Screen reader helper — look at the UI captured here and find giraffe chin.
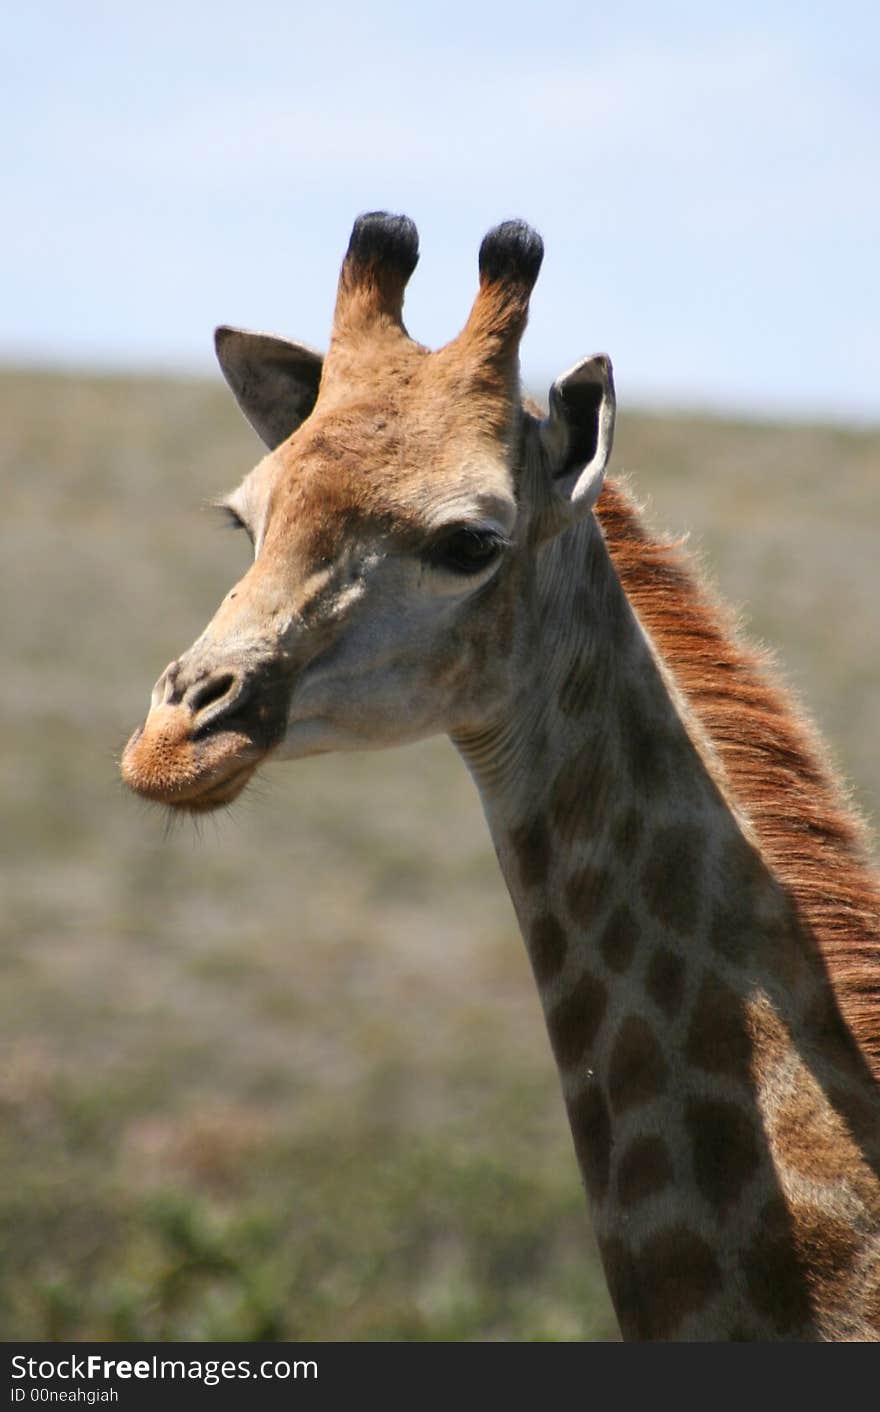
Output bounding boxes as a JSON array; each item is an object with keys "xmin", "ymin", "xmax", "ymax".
[
  {"xmin": 120, "ymin": 709, "xmax": 265, "ymax": 813},
  {"xmin": 161, "ymin": 760, "xmax": 259, "ymax": 814}
]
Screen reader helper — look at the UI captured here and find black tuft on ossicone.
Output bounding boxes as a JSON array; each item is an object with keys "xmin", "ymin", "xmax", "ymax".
[
  {"xmin": 478, "ymin": 220, "xmax": 544, "ymax": 289},
  {"xmin": 346, "ymin": 212, "xmax": 420, "ymax": 280}
]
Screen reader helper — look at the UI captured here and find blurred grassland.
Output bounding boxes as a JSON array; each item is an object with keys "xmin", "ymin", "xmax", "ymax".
[{"xmin": 1, "ymin": 367, "xmax": 878, "ymax": 1340}]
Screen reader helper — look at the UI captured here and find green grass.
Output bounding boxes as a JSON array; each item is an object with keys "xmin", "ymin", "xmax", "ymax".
[{"xmin": 1, "ymin": 366, "xmax": 878, "ymax": 1340}]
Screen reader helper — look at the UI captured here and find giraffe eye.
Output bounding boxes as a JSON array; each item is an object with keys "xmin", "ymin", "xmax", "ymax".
[{"xmin": 426, "ymin": 526, "xmax": 507, "ymax": 575}]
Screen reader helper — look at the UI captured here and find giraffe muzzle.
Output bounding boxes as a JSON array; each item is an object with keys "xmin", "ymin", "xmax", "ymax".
[{"xmin": 121, "ymin": 657, "xmax": 286, "ymax": 812}]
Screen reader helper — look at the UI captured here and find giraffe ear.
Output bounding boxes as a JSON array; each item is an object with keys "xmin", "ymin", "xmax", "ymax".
[
  {"xmin": 539, "ymin": 354, "xmax": 615, "ymax": 516},
  {"xmin": 214, "ymin": 327, "xmax": 324, "ymax": 449}
]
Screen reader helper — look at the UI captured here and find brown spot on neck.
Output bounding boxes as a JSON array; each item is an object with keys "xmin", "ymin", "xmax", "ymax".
[
  {"xmin": 640, "ymin": 823, "xmax": 704, "ymax": 937},
  {"xmin": 549, "ymin": 746, "xmax": 616, "ymax": 843},
  {"xmin": 546, "ymin": 970, "xmax": 608, "ymax": 1071},
  {"xmin": 508, "ymin": 815, "xmax": 551, "ymax": 891},
  {"xmin": 684, "ymin": 973, "xmax": 753, "ymax": 1081},
  {"xmin": 602, "ymin": 1227, "xmax": 724, "ymax": 1340},
  {"xmin": 599, "ymin": 903, "xmax": 641, "ymax": 974},
  {"xmin": 557, "ymin": 657, "xmax": 603, "ymax": 719},
  {"xmin": 645, "ymin": 946, "xmax": 687, "ymax": 1019},
  {"xmin": 608, "ymin": 1015, "xmax": 669, "ymax": 1115},
  {"xmin": 564, "ymin": 864, "xmax": 613, "ymax": 923},
  {"xmin": 685, "ymin": 1097, "xmax": 761, "ymax": 1216},
  {"xmin": 616, "ymin": 1134, "xmax": 674, "ymax": 1210},
  {"xmin": 567, "ymin": 1082, "xmax": 612, "ymax": 1202},
  {"xmin": 612, "ymin": 806, "xmax": 644, "ymax": 863},
  {"xmin": 528, "ymin": 912, "xmax": 568, "ymax": 986}
]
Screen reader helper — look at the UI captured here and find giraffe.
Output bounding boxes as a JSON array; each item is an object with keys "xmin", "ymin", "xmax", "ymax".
[{"xmin": 121, "ymin": 213, "xmax": 880, "ymax": 1340}]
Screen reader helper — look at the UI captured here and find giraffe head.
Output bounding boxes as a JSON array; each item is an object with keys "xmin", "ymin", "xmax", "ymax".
[{"xmin": 121, "ymin": 213, "xmax": 616, "ymax": 811}]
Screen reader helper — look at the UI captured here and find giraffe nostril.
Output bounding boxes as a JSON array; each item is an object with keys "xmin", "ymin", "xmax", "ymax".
[{"xmin": 189, "ymin": 672, "xmax": 237, "ymax": 717}]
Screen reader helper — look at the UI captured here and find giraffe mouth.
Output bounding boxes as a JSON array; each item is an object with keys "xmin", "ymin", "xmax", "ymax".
[
  {"xmin": 120, "ymin": 707, "xmax": 268, "ymax": 813},
  {"xmin": 170, "ymin": 758, "xmax": 261, "ymax": 812}
]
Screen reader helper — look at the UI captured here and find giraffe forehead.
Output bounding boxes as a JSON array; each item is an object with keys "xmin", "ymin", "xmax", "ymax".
[{"xmin": 262, "ymin": 402, "xmax": 518, "ymax": 551}]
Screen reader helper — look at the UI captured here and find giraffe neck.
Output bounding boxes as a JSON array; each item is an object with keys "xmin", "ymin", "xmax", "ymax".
[{"xmin": 453, "ymin": 513, "xmax": 880, "ymax": 1341}]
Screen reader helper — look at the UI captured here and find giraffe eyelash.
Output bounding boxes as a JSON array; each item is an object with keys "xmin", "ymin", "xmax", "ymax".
[
  {"xmin": 423, "ymin": 524, "xmax": 510, "ymax": 575},
  {"xmin": 216, "ymin": 503, "xmax": 254, "ymax": 544}
]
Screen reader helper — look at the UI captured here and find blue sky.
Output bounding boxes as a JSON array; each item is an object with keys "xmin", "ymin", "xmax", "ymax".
[{"xmin": 3, "ymin": 2, "xmax": 878, "ymax": 419}]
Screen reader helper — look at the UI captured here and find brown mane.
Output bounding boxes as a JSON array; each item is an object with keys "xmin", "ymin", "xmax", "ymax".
[{"xmin": 596, "ymin": 476, "xmax": 880, "ymax": 1078}]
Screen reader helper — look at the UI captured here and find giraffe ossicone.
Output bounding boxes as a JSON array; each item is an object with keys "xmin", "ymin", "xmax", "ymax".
[{"xmin": 122, "ymin": 212, "xmax": 880, "ymax": 1341}]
